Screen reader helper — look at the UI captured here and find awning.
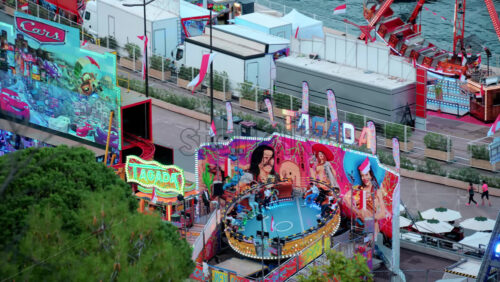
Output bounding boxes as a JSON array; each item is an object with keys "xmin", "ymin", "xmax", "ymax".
[{"xmin": 282, "ymin": 9, "xmax": 324, "ymax": 39}]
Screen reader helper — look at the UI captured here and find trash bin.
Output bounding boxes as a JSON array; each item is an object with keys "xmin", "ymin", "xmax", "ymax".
[{"xmin": 240, "ymin": 120, "xmax": 256, "ymax": 137}]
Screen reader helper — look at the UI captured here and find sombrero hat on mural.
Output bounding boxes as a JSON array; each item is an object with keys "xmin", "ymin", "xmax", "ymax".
[
  {"xmin": 311, "ymin": 143, "xmax": 334, "ymax": 162},
  {"xmin": 358, "ymin": 157, "xmax": 371, "ymax": 174}
]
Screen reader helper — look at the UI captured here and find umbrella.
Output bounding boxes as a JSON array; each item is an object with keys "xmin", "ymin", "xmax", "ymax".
[
  {"xmin": 459, "ymin": 217, "xmax": 496, "ymax": 231},
  {"xmin": 421, "ymin": 207, "xmax": 461, "ymax": 222},
  {"xmin": 413, "ymin": 219, "xmax": 454, "ymax": 234},
  {"xmin": 400, "ymin": 216, "xmax": 412, "ymax": 228},
  {"xmin": 459, "ymin": 232, "xmax": 492, "ymax": 249}
]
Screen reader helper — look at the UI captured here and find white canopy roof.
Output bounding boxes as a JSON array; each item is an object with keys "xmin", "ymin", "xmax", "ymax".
[{"xmin": 282, "ymin": 9, "xmax": 324, "ymax": 39}]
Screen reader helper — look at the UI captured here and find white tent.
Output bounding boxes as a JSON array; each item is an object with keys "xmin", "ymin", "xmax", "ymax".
[
  {"xmin": 413, "ymin": 220, "xmax": 454, "ymax": 234},
  {"xmin": 459, "ymin": 217, "xmax": 496, "ymax": 231},
  {"xmin": 421, "ymin": 207, "xmax": 462, "ymax": 222},
  {"xmin": 282, "ymin": 9, "xmax": 324, "ymax": 39},
  {"xmin": 459, "ymin": 232, "xmax": 492, "ymax": 249}
]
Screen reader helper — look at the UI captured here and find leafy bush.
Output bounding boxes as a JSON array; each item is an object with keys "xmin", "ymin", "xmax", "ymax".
[
  {"xmin": 273, "ymin": 92, "xmax": 291, "ymax": 109},
  {"xmin": 178, "ymin": 65, "xmax": 199, "ymax": 81},
  {"xmin": 385, "ymin": 123, "xmax": 412, "ymax": 141},
  {"xmin": 417, "ymin": 159, "xmax": 447, "ymax": 176},
  {"xmin": 98, "ymin": 36, "xmax": 119, "ymax": 51},
  {"xmin": 401, "ymin": 155, "xmax": 415, "ymax": 170},
  {"xmin": 213, "ymin": 71, "xmax": 229, "ymax": 92},
  {"xmin": 150, "ymin": 55, "xmax": 171, "ymax": 72},
  {"xmin": 424, "ymin": 132, "xmax": 451, "ymax": 152},
  {"xmin": 448, "ymin": 167, "xmax": 480, "ymax": 184},
  {"xmin": 346, "ymin": 112, "xmax": 365, "ymax": 129},
  {"xmin": 468, "ymin": 144, "xmax": 490, "ymax": 161},
  {"xmin": 310, "ymin": 103, "xmax": 325, "ymax": 117},
  {"xmin": 378, "ymin": 151, "xmax": 396, "ymax": 166},
  {"xmin": 124, "ymin": 42, "xmax": 141, "ymax": 59},
  {"xmin": 239, "ymin": 81, "xmax": 264, "ymax": 102},
  {"xmin": 479, "ymin": 175, "xmax": 500, "ymax": 188}
]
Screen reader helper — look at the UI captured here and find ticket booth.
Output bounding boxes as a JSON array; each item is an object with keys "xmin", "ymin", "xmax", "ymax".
[{"xmin": 463, "ymin": 79, "xmax": 500, "ymax": 122}]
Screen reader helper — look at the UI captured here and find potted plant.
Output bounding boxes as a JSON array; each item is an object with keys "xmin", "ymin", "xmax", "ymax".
[
  {"xmin": 177, "ymin": 66, "xmax": 199, "ymax": 90},
  {"xmin": 4, "ymin": 0, "xmax": 16, "ymax": 16},
  {"xmin": 207, "ymin": 71, "xmax": 231, "ymax": 101},
  {"xmin": 239, "ymin": 81, "xmax": 262, "ymax": 111},
  {"xmin": 149, "ymin": 55, "xmax": 171, "ymax": 81},
  {"xmin": 468, "ymin": 144, "xmax": 497, "ymax": 171},
  {"xmin": 384, "ymin": 123, "xmax": 414, "ymax": 152},
  {"xmin": 423, "ymin": 132, "xmax": 453, "ymax": 162},
  {"xmin": 120, "ymin": 42, "xmax": 142, "ymax": 71},
  {"xmin": 272, "ymin": 92, "xmax": 290, "ymax": 118}
]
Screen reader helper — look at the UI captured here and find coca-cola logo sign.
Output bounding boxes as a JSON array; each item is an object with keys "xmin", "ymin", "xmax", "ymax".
[{"xmin": 15, "ymin": 16, "xmax": 66, "ymax": 44}]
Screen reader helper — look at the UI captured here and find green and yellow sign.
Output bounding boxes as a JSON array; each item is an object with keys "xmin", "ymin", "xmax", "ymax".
[{"xmin": 125, "ymin": 156, "xmax": 185, "ymax": 195}]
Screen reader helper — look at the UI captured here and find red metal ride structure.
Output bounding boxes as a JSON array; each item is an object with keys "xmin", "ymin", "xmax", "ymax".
[{"xmin": 361, "ymin": 0, "xmax": 500, "ymax": 78}]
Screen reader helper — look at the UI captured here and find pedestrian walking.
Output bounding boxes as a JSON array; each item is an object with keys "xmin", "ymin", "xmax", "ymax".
[
  {"xmin": 466, "ymin": 182, "xmax": 478, "ymax": 206},
  {"xmin": 481, "ymin": 180, "xmax": 492, "ymax": 206}
]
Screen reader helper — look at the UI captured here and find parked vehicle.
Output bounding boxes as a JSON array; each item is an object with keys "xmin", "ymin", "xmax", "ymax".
[
  {"xmin": 0, "ymin": 88, "xmax": 30, "ymax": 121},
  {"xmin": 83, "ymin": 0, "xmax": 211, "ymax": 60}
]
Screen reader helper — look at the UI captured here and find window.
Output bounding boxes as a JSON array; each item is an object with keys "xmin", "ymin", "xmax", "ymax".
[
  {"xmin": 84, "ymin": 11, "xmax": 90, "ymax": 21},
  {"xmin": 493, "ymin": 93, "xmax": 500, "ymax": 106}
]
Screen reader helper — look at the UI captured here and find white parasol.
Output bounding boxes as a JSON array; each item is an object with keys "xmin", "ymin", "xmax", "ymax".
[
  {"xmin": 459, "ymin": 217, "xmax": 496, "ymax": 231},
  {"xmin": 421, "ymin": 207, "xmax": 461, "ymax": 222},
  {"xmin": 413, "ymin": 219, "xmax": 454, "ymax": 234},
  {"xmin": 458, "ymin": 232, "xmax": 492, "ymax": 249},
  {"xmin": 400, "ymin": 216, "xmax": 412, "ymax": 228}
]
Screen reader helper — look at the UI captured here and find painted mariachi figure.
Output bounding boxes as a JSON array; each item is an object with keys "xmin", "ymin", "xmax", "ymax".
[
  {"xmin": 343, "ymin": 157, "xmax": 390, "ymax": 234},
  {"xmin": 310, "ymin": 143, "xmax": 339, "ymax": 189}
]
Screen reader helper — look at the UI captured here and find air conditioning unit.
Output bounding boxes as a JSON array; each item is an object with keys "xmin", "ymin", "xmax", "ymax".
[{"xmin": 485, "ymin": 76, "xmax": 500, "ymax": 86}]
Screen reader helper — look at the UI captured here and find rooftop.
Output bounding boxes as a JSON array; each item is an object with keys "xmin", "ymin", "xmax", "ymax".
[
  {"xmin": 186, "ymin": 34, "xmax": 264, "ymax": 58},
  {"xmin": 276, "ymin": 56, "xmax": 415, "ymax": 90},
  {"xmin": 213, "ymin": 25, "xmax": 290, "ymax": 45},
  {"xmin": 235, "ymin": 12, "xmax": 291, "ymax": 28}
]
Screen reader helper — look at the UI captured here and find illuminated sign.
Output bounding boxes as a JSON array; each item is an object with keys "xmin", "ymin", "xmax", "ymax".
[
  {"xmin": 125, "ymin": 156, "xmax": 185, "ymax": 194},
  {"xmin": 15, "ymin": 15, "xmax": 66, "ymax": 44}
]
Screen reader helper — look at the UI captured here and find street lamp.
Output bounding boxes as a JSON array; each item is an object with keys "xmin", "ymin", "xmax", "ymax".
[
  {"xmin": 256, "ymin": 213, "xmax": 269, "ymax": 279},
  {"xmin": 177, "ymin": 194, "xmax": 187, "ymax": 238},
  {"xmin": 209, "ymin": 8, "xmax": 214, "ymax": 142},
  {"xmin": 123, "ymin": 0, "xmax": 157, "ymax": 98}
]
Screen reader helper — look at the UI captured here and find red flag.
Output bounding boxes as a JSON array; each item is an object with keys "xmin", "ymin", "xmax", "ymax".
[
  {"xmin": 137, "ymin": 35, "xmax": 148, "ymax": 80},
  {"xmin": 478, "ymin": 54, "xmax": 482, "ymax": 65},
  {"xmin": 270, "ymin": 216, "xmax": 275, "ymax": 232},
  {"xmin": 294, "ymin": 26, "xmax": 299, "ymax": 39},
  {"xmin": 333, "ymin": 3, "xmax": 346, "ymax": 15},
  {"xmin": 478, "ymin": 84, "xmax": 485, "ymax": 98},
  {"xmin": 21, "ymin": 3, "xmax": 29, "ymax": 12},
  {"xmin": 188, "ymin": 53, "xmax": 215, "ymax": 93},
  {"xmin": 209, "ymin": 120, "xmax": 217, "ymax": 137}
]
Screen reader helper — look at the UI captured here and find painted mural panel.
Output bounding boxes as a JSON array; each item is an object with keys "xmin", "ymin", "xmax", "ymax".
[
  {"xmin": 264, "ymin": 257, "xmax": 297, "ymax": 282},
  {"xmin": 0, "ymin": 13, "xmax": 121, "ymax": 154},
  {"xmin": 0, "ymin": 128, "xmax": 52, "ymax": 155},
  {"xmin": 196, "ymin": 134, "xmax": 398, "ymax": 239}
]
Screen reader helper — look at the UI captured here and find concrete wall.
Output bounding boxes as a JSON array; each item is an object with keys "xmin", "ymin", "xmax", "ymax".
[
  {"xmin": 275, "ymin": 60, "xmax": 416, "ymax": 123},
  {"xmin": 292, "ymin": 29, "xmax": 416, "ymax": 81}
]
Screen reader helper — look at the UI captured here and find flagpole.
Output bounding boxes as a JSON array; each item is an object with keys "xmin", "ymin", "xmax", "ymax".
[{"xmin": 210, "ymin": 8, "xmax": 214, "ymax": 143}]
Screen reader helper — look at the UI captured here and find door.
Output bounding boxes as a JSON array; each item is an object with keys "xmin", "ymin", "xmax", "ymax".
[
  {"xmin": 108, "ymin": 16, "xmax": 115, "ymax": 38},
  {"xmin": 153, "ymin": 29, "xmax": 166, "ymax": 57},
  {"xmin": 246, "ymin": 62, "xmax": 259, "ymax": 86}
]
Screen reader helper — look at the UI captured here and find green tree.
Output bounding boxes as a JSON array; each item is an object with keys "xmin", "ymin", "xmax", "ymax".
[
  {"xmin": 0, "ymin": 146, "xmax": 194, "ymax": 281},
  {"xmin": 298, "ymin": 249, "xmax": 373, "ymax": 282}
]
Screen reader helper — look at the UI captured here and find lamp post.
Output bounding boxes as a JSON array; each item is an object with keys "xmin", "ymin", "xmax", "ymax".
[
  {"xmin": 177, "ymin": 194, "xmax": 187, "ymax": 238},
  {"xmin": 209, "ymin": 8, "xmax": 214, "ymax": 142},
  {"xmin": 123, "ymin": 0, "xmax": 157, "ymax": 98},
  {"xmin": 256, "ymin": 213, "xmax": 265, "ymax": 279}
]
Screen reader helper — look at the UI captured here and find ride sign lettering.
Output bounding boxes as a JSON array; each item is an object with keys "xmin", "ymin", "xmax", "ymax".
[
  {"xmin": 125, "ymin": 156, "xmax": 185, "ymax": 195},
  {"xmin": 15, "ymin": 15, "xmax": 66, "ymax": 44}
]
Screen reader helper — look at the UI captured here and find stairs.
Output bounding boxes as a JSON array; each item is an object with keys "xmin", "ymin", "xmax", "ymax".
[{"xmin": 185, "ymin": 223, "xmax": 205, "ymax": 245}]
